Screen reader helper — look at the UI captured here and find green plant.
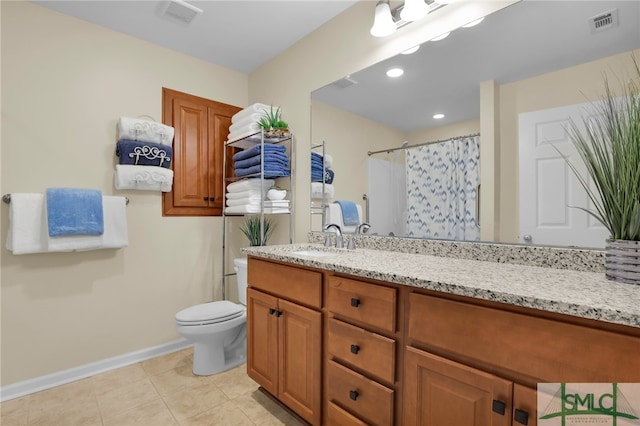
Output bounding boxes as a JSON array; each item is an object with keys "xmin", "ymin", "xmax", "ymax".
[
  {"xmin": 240, "ymin": 215, "xmax": 276, "ymax": 246},
  {"xmin": 566, "ymin": 58, "xmax": 640, "ymax": 241},
  {"xmin": 258, "ymin": 106, "xmax": 288, "ymax": 130}
]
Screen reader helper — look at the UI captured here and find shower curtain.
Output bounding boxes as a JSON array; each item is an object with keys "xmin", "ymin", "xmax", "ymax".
[
  {"xmin": 405, "ymin": 135, "xmax": 480, "ymax": 241},
  {"xmin": 367, "ymin": 156, "xmax": 407, "ymax": 236}
]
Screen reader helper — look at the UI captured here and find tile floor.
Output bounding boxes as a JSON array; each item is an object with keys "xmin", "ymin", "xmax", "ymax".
[{"xmin": 0, "ymin": 348, "xmax": 304, "ymax": 426}]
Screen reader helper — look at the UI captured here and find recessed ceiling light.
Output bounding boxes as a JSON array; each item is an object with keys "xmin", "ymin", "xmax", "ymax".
[
  {"xmin": 462, "ymin": 17, "xmax": 484, "ymax": 28},
  {"xmin": 433, "ymin": 113, "xmax": 445, "ymax": 119},
  {"xmin": 430, "ymin": 32, "xmax": 450, "ymax": 41},
  {"xmin": 401, "ymin": 45, "xmax": 420, "ymax": 55},
  {"xmin": 386, "ymin": 67, "xmax": 404, "ymax": 78}
]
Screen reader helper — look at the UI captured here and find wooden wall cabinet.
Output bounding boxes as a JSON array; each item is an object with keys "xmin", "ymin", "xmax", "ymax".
[{"xmin": 246, "ymin": 259, "xmax": 323, "ymax": 425}]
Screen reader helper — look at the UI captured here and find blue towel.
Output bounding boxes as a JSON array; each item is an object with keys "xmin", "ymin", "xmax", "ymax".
[
  {"xmin": 234, "ymin": 152, "xmax": 289, "ymax": 169},
  {"xmin": 311, "ymin": 168, "xmax": 334, "ymax": 184},
  {"xmin": 235, "ymin": 163, "xmax": 291, "ymax": 178},
  {"xmin": 233, "ymin": 143, "xmax": 286, "ymax": 162},
  {"xmin": 334, "ymin": 200, "xmax": 359, "ymax": 226},
  {"xmin": 116, "ymin": 140, "xmax": 172, "ymax": 168},
  {"xmin": 46, "ymin": 188, "xmax": 104, "ymax": 237}
]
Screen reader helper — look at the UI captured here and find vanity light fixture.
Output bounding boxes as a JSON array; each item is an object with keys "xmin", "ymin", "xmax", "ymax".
[
  {"xmin": 370, "ymin": 0, "xmax": 397, "ymax": 37},
  {"xmin": 386, "ymin": 67, "xmax": 405, "ymax": 78},
  {"xmin": 402, "ymin": 45, "xmax": 421, "ymax": 55},
  {"xmin": 400, "ymin": 0, "xmax": 430, "ymax": 22},
  {"xmin": 433, "ymin": 113, "xmax": 445, "ymax": 119},
  {"xmin": 462, "ymin": 17, "xmax": 484, "ymax": 28},
  {"xmin": 430, "ymin": 31, "xmax": 450, "ymax": 41}
]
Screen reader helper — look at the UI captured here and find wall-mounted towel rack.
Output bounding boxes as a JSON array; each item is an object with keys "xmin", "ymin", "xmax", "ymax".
[{"xmin": 2, "ymin": 194, "xmax": 130, "ymax": 205}]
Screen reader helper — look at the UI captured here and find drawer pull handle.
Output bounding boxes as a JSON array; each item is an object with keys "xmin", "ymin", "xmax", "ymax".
[
  {"xmin": 514, "ymin": 409, "xmax": 529, "ymax": 425},
  {"xmin": 350, "ymin": 344, "xmax": 360, "ymax": 355},
  {"xmin": 269, "ymin": 308, "xmax": 276, "ymax": 315},
  {"xmin": 274, "ymin": 310, "xmax": 282, "ymax": 317},
  {"xmin": 492, "ymin": 399, "xmax": 506, "ymax": 415},
  {"xmin": 350, "ymin": 298, "xmax": 360, "ymax": 307},
  {"xmin": 349, "ymin": 390, "xmax": 359, "ymax": 401}
]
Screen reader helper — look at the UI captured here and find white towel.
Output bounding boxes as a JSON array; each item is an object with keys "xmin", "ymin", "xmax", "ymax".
[
  {"xmin": 227, "ymin": 124, "xmax": 262, "ymax": 143},
  {"xmin": 114, "ymin": 165, "xmax": 173, "ymax": 192},
  {"xmin": 311, "ymin": 182, "xmax": 335, "ymax": 199},
  {"xmin": 6, "ymin": 193, "xmax": 48, "ymax": 255},
  {"xmin": 325, "ymin": 203, "xmax": 362, "ymax": 234},
  {"xmin": 48, "ymin": 196, "xmax": 128, "ymax": 252},
  {"xmin": 225, "ymin": 190, "xmax": 263, "ymax": 200},
  {"xmin": 117, "ymin": 117, "xmax": 175, "ymax": 146},
  {"xmin": 226, "ymin": 179, "xmax": 274, "ymax": 193},
  {"xmin": 324, "ymin": 154, "xmax": 334, "ymax": 168},
  {"xmin": 226, "ymin": 198, "xmax": 263, "ymax": 207},
  {"xmin": 6, "ymin": 194, "xmax": 128, "ymax": 254},
  {"xmin": 228, "ymin": 114, "xmax": 262, "ymax": 133},
  {"xmin": 231, "ymin": 103, "xmax": 272, "ymax": 124},
  {"xmin": 224, "ymin": 205, "xmax": 289, "ymax": 214}
]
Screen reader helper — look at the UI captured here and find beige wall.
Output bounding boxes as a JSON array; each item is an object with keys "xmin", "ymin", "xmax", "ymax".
[
  {"xmin": 496, "ymin": 50, "xmax": 640, "ymax": 243},
  {"xmin": 407, "ymin": 119, "xmax": 480, "ymax": 143},
  {"xmin": 0, "ymin": 2, "xmax": 247, "ymax": 386}
]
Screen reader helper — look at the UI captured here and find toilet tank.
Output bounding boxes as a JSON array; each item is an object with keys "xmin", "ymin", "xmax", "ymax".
[{"xmin": 233, "ymin": 257, "xmax": 248, "ymax": 305}]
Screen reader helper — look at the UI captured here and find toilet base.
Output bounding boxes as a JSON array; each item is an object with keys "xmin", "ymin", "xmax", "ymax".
[{"xmin": 192, "ymin": 340, "xmax": 247, "ymax": 376}]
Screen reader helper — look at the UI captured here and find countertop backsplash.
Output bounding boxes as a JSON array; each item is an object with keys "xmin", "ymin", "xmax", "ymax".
[{"xmin": 308, "ymin": 232, "xmax": 605, "ymax": 273}]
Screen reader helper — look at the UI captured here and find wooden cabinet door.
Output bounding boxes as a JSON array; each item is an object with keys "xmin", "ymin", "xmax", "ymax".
[
  {"xmin": 246, "ymin": 288, "xmax": 279, "ymax": 396},
  {"xmin": 403, "ymin": 347, "xmax": 512, "ymax": 426},
  {"xmin": 278, "ymin": 298, "xmax": 322, "ymax": 426},
  {"xmin": 513, "ymin": 384, "xmax": 537, "ymax": 426}
]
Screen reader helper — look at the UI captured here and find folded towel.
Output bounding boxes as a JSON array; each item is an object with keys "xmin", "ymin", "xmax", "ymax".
[
  {"xmin": 326, "ymin": 203, "xmax": 362, "ymax": 233},
  {"xmin": 114, "ymin": 165, "xmax": 174, "ymax": 192},
  {"xmin": 47, "ymin": 196, "xmax": 128, "ymax": 252},
  {"xmin": 234, "ymin": 152, "xmax": 289, "ymax": 170},
  {"xmin": 311, "ymin": 183, "xmax": 335, "ymax": 200},
  {"xmin": 226, "ymin": 178, "xmax": 274, "ymax": 193},
  {"xmin": 231, "ymin": 103, "xmax": 273, "ymax": 124},
  {"xmin": 232, "ymin": 143, "xmax": 286, "ymax": 162},
  {"xmin": 227, "ymin": 123, "xmax": 262, "ymax": 142},
  {"xmin": 224, "ymin": 205, "xmax": 290, "ymax": 214},
  {"xmin": 225, "ymin": 190, "xmax": 263, "ymax": 200},
  {"xmin": 117, "ymin": 117, "xmax": 174, "ymax": 146},
  {"xmin": 6, "ymin": 193, "xmax": 48, "ymax": 254},
  {"xmin": 228, "ymin": 114, "xmax": 262, "ymax": 133},
  {"xmin": 334, "ymin": 200, "xmax": 360, "ymax": 226},
  {"xmin": 45, "ymin": 188, "xmax": 104, "ymax": 237},
  {"xmin": 116, "ymin": 140, "xmax": 172, "ymax": 168},
  {"xmin": 226, "ymin": 198, "xmax": 263, "ymax": 207},
  {"xmin": 312, "ymin": 168, "xmax": 334, "ymax": 184},
  {"xmin": 234, "ymin": 163, "xmax": 291, "ymax": 178}
]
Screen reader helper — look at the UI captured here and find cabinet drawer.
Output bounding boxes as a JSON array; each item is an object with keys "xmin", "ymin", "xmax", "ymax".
[
  {"xmin": 327, "ymin": 360, "xmax": 394, "ymax": 426},
  {"xmin": 327, "ymin": 401, "xmax": 368, "ymax": 426},
  {"xmin": 328, "ymin": 318, "xmax": 396, "ymax": 383},
  {"xmin": 248, "ymin": 258, "xmax": 322, "ymax": 309},
  {"xmin": 408, "ymin": 292, "xmax": 640, "ymax": 382},
  {"xmin": 327, "ymin": 276, "xmax": 396, "ymax": 333}
]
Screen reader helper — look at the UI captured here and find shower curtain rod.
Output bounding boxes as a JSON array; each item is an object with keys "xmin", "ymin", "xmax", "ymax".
[{"xmin": 367, "ymin": 132, "xmax": 480, "ymax": 156}]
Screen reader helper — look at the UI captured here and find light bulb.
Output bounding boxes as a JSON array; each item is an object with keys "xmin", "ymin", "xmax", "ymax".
[
  {"xmin": 386, "ymin": 67, "xmax": 404, "ymax": 78},
  {"xmin": 370, "ymin": 0, "xmax": 397, "ymax": 37},
  {"xmin": 400, "ymin": 0, "xmax": 429, "ymax": 22},
  {"xmin": 430, "ymin": 32, "xmax": 450, "ymax": 41}
]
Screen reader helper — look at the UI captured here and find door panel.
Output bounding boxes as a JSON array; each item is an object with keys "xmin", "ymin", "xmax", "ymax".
[{"xmin": 246, "ymin": 288, "xmax": 278, "ymax": 396}]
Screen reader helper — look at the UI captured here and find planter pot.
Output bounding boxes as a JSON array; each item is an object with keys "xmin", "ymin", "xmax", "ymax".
[
  {"xmin": 605, "ymin": 239, "xmax": 640, "ymax": 285},
  {"xmin": 267, "ymin": 188, "xmax": 287, "ymax": 200}
]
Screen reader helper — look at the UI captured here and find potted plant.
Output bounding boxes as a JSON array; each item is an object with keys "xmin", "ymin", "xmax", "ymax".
[
  {"xmin": 240, "ymin": 215, "xmax": 276, "ymax": 246},
  {"xmin": 258, "ymin": 106, "xmax": 289, "ymax": 138},
  {"xmin": 566, "ymin": 58, "xmax": 640, "ymax": 284}
]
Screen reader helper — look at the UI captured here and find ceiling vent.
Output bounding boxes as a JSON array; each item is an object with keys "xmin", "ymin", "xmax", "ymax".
[
  {"xmin": 160, "ymin": 0, "xmax": 203, "ymax": 25},
  {"xmin": 333, "ymin": 76, "xmax": 358, "ymax": 89},
  {"xmin": 589, "ymin": 9, "xmax": 618, "ymax": 34}
]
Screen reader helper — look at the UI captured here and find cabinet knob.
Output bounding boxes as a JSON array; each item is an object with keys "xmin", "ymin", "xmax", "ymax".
[
  {"xmin": 203, "ymin": 196, "xmax": 215, "ymax": 201},
  {"xmin": 350, "ymin": 344, "xmax": 360, "ymax": 355},
  {"xmin": 269, "ymin": 308, "xmax": 276, "ymax": 315},
  {"xmin": 350, "ymin": 298, "xmax": 361, "ymax": 308},
  {"xmin": 274, "ymin": 310, "xmax": 282, "ymax": 317},
  {"xmin": 349, "ymin": 390, "xmax": 359, "ymax": 401},
  {"xmin": 492, "ymin": 399, "xmax": 506, "ymax": 415},
  {"xmin": 514, "ymin": 409, "xmax": 529, "ymax": 425}
]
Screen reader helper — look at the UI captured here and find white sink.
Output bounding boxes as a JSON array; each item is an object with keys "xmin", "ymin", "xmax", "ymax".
[{"xmin": 290, "ymin": 250, "xmax": 336, "ymax": 258}]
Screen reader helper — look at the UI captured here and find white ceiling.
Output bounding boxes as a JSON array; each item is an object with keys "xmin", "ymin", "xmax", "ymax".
[{"xmin": 32, "ymin": 0, "xmax": 359, "ymax": 74}]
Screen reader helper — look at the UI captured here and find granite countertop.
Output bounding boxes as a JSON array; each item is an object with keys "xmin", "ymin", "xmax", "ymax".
[{"xmin": 243, "ymin": 243, "xmax": 640, "ymax": 329}]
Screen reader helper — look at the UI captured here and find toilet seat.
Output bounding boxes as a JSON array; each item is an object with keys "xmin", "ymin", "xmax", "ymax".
[{"xmin": 175, "ymin": 300, "xmax": 244, "ymax": 326}]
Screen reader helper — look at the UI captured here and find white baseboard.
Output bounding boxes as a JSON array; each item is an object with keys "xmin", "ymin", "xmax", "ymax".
[{"xmin": 0, "ymin": 338, "xmax": 191, "ymax": 402}]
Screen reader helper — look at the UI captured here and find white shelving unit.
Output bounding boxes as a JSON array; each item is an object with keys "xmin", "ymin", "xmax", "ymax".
[
  {"xmin": 221, "ymin": 130, "xmax": 294, "ymax": 300},
  {"xmin": 310, "ymin": 140, "xmax": 328, "ymax": 231}
]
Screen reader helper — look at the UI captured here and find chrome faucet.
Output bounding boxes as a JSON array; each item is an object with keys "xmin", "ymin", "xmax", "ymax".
[
  {"xmin": 323, "ymin": 223, "xmax": 343, "ymax": 248},
  {"xmin": 356, "ymin": 223, "xmax": 371, "ymax": 234}
]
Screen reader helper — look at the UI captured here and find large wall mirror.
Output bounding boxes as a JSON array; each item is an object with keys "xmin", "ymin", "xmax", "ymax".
[{"xmin": 310, "ymin": 0, "xmax": 639, "ymax": 248}]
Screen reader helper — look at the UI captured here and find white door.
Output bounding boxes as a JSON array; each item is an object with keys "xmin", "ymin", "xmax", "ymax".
[{"xmin": 518, "ymin": 102, "xmax": 609, "ymax": 248}]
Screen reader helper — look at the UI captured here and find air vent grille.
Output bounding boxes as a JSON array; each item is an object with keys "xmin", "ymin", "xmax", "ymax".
[
  {"xmin": 589, "ymin": 9, "xmax": 618, "ymax": 33},
  {"xmin": 161, "ymin": 0, "xmax": 203, "ymax": 25},
  {"xmin": 333, "ymin": 76, "xmax": 358, "ymax": 89}
]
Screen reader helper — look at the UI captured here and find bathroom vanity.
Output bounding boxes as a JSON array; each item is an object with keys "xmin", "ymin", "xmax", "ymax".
[{"xmin": 244, "ymin": 242, "xmax": 640, "ymax": 426}]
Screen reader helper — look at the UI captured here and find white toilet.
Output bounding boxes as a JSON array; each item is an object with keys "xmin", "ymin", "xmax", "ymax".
[{"xmin": 175, "ymin": 258, "xmax": 248, "ymax": 376}]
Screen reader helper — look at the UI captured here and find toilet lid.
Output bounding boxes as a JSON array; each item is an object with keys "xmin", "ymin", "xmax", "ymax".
[{"xmin": 175, "ymin": 300, "xmax": 244, "ymax": 325}]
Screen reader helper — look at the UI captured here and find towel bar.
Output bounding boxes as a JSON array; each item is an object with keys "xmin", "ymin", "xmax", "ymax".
[{"xmin": 2, "ymin": 194, "xmax": 129, "ymax": 205}]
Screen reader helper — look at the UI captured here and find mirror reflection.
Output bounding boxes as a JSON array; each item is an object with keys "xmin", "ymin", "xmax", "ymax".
[{"xmin": 311, "ymin": 0, "xmax": 640, "ymax": 248}]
